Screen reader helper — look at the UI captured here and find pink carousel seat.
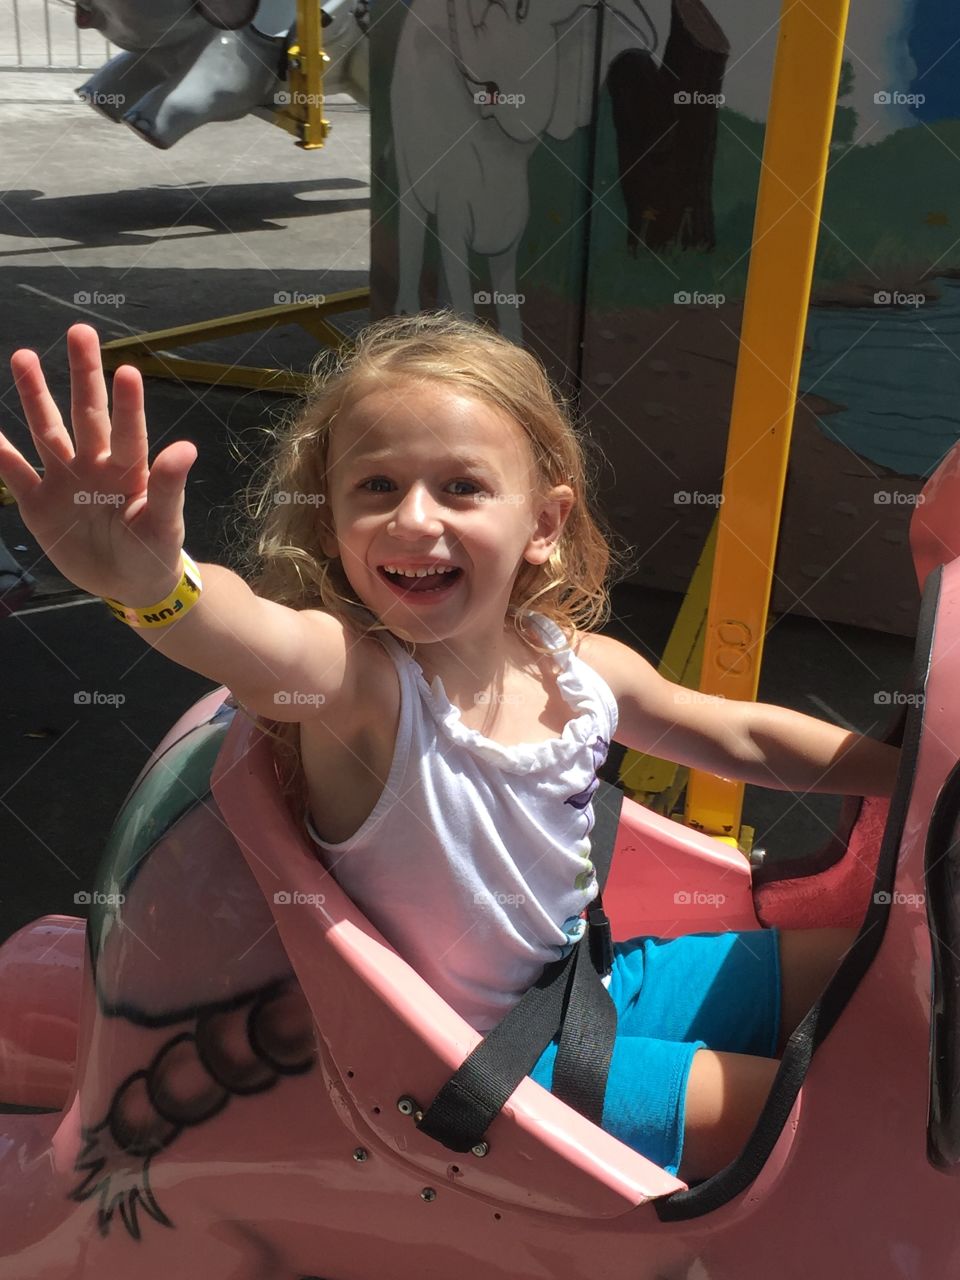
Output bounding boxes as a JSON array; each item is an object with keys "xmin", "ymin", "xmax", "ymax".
[{"xmin": 212, "ymin": 709, "xmax": 691, "ymax": 1211}]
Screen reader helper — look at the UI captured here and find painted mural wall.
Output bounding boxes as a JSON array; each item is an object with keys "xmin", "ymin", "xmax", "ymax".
[{"xmin": 370, "ymin": 0, "xmax": 960, "ymax": 637}]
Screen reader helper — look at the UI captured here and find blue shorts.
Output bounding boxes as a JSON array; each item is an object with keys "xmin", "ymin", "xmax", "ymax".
[{"xmin": 529, "ymin": 928, "xmax": 782, "ymax": 1177}]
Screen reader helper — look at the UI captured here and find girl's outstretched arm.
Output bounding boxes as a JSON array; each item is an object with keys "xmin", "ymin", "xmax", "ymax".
[
  {"xmin": 587, "ymin": 633, "xmax": 901, "ymax": 798},
  {"xmin": 0, "ymin": 324, "xmax": 363, "ymax": 725},
  {"xmin": 711, "ymin": 699, "xmax": 900, "ymax": 797}
]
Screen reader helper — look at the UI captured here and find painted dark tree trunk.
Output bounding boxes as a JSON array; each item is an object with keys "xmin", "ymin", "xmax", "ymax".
[{"xmin": 607, "ymin": 0, "xmax": 729, "ymax": 254}]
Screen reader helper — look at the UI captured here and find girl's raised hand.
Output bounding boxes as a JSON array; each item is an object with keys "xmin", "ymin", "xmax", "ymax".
[{"xmin": 0, "ymin": 324, "xmax": 198, "ymax": 606}]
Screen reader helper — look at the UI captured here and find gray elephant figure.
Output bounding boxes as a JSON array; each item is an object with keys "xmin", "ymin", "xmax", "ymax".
[{"xmin": 75, "ymin": 0, "xmax": 368, "ymax": 150}]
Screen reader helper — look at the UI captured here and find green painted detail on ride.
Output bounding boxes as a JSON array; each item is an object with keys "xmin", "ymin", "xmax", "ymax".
[{"xmin": 87, "ymin": 721, "xmax": 231, "ymax": 964}]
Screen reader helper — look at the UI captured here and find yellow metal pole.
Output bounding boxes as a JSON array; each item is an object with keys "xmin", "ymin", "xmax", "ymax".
[
  {"xmin": 683, "ymin": 0, "xmax": 851, "ymax": 838},
  {"xmin": 274, "ymin": 0, "xmax": 330, "ymax": 149},
  {"xmin": 618, "ymin": 516, "xmax": 716, "ymax": 806},
  {"xmin": 99, "ymin": 289, "xmax": 369, "ymax": 393}
]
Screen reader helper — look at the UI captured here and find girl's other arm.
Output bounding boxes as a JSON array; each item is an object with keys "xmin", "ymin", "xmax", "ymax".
[
  {"xmin": 712, "ymin": 700, "xmax": 900, "ymax": 797},
  {"xmin": 590, "ymin": 634, "xmax": 900, "ymax": 799}
]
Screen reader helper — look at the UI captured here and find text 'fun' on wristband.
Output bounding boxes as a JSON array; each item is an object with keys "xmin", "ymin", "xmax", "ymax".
[{"xmin": 102, "ymin": 551, "xmax": 203, "ymax": 628}]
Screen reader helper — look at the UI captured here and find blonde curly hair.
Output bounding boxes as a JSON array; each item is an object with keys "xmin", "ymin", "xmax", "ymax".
[{"xmin": 228, "ymin": 309, "xmax": 633, "ymax": 818}]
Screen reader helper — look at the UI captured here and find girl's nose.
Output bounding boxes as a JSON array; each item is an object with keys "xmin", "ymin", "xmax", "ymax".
[{"xmin": 388, "ymin": 484, "xmax": 444, "ymax": 537}]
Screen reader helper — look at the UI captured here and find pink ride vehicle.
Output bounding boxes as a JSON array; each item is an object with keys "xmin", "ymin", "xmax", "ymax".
[{"xmin": 0, "ymin": 447, "xmax": 958, "ymax": 1276}]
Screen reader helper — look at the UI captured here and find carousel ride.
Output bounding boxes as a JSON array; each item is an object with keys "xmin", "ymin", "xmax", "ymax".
[{"xmin": 0, "ymin": 0, "xmax": 957, "ymax": 1275}]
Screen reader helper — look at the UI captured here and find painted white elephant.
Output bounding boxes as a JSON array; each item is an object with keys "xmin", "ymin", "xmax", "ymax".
[
  {"xmin": 392, "ymin": 0, "xmax": 655, "ymax": 343},
  {"xmin": 75, "ymin": 0, "xmax": 369, "ymax": 150}
]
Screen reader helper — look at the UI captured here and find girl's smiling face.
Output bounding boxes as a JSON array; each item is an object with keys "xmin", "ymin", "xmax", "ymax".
[{"xmin": 320, "ymin": 378, "xmax": 573, "ymax": 645}]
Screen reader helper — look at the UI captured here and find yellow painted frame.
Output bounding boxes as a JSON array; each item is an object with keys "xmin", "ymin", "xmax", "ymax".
[
  {"xmin": 100, "ymin": 288, "xmax": 369, "ymax": 394},
  {"xmin": 685, "ymin": 0, "xmax": 851, "ymax": 839},
  {"xmin": 269, "ymin": 0, "xmax": 331, "ymax": 150},
  {"xmin": 618, "ymin": 0, "xmax": 851, "ymax": 845},
  {"xmin": 618, "ymin": 517, "xmax": 716, "ymax": 814}
]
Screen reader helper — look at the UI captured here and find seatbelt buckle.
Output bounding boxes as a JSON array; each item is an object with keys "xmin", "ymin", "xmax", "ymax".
[{"xmin": 587, "ymin": 907, "xmax": 614, "ymax": 977}]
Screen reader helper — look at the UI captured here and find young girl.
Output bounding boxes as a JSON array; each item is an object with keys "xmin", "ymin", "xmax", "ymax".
[{"xmin": 0, "ymin": 312, "xmax": 899, "ymax": 1185}]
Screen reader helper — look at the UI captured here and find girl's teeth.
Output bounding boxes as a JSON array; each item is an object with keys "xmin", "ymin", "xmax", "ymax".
[{"xmin": 383, "ymin": 565, "xmax": 455, "ymax": 578}]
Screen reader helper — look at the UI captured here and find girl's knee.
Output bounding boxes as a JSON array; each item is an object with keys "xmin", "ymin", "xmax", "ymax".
[{"xmin": 678, "ymin": 1049, "xmax": 780, "ymax": 1184}]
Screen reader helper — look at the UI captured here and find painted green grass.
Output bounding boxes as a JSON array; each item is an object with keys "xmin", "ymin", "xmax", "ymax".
[{"xmin": 520, "ymin": 98, "xmax": 960, "ymax": 310}]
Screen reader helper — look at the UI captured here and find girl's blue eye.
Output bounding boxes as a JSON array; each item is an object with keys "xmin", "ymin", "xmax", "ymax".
[{"xmin": 358, "ymin": 478, "xmax": 482, "ymax": 496}]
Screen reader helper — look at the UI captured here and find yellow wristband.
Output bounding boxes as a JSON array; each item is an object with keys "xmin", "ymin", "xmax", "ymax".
[{"xmin": 102, "ymin": 552, "xmax": 203, "ymax": 628}]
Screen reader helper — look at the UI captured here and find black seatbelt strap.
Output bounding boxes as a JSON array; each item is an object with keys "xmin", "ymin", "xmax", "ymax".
[
  {"xmin": 416, "ymin": 780, "xmax": 623, "ymax": 1151},
  {"xmin": 584, "ymin": 778, "xmax": 620, "ymax": 978},
  {"xmin": 414, "ymin": 949, "xmax": 582, "ymax": 1152},
  {"xmin": 550, "ymin": 905, "xmax": 619, "ymax": 1122},
  {"xmin": 549, "ymin": 779, "xmax": 622, "ymax": 1122}
]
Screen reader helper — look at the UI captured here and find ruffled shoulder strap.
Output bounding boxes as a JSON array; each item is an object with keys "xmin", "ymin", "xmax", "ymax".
[{"xmin": 523, "ymin": 613, "xmax": 619, "ymax": 748}]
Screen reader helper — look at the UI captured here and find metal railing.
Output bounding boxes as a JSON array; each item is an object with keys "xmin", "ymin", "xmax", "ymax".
[{"xmin": 1, "ymin": 0, "xmax": 113, "ymax": 70}]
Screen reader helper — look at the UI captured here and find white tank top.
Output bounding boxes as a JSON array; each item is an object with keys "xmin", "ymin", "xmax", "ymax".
[{"xmin": 305, "ymin": 612, "xmax": 619, "ymax": 1033}]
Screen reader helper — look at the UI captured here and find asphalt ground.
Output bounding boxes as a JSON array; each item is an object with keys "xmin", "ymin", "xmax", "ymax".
[{"xmin": 0, "ymin": 73, "xmax": 915, "ymax": 948}]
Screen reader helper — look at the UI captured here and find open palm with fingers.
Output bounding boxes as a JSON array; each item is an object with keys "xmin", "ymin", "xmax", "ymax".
[{"xmin": 0, "ymin": 324, "xmax": 197, "ymax": 607}]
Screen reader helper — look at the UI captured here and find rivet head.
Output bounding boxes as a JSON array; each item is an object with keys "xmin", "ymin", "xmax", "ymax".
[
  {"xmin": 420, "ymin": 1187, "xmax": 437, "ymax": 1201},
  {"xmin": 397, "ymin": 1096, "xmax": 417, "ymax": 1115},
  {"xmin": 413, "ymin": 1109, "xmax": 424, "ymax": 1122},
  {"xmin": 471, "ymin": 1141, "xmax": 489, "ymax": 1158},
  {"xmin": 353, "ymin": 1147, "xmax": 368, "ymax": 1162}
]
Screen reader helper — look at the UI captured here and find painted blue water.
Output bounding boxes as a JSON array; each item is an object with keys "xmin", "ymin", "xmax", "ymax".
[
  {"xmin": 909, "ymin": 0, "xmax": 960, "ymax": 124},
  {"xmin": 799, "ymin": 276, "xmax": 960, "ymax": 476}
]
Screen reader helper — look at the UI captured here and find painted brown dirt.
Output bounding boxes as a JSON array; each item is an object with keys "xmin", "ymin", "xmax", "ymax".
[{"xmin": 525, "ymin": 294, "xmax": 921, "ymax": 637}]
